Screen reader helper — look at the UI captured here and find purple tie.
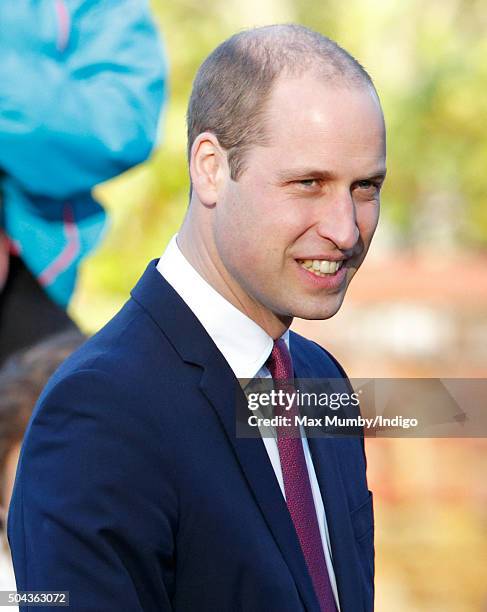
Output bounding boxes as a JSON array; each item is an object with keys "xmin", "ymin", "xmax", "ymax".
[{"xmin": 266, "ymin": 339, "xmax": 338, "ymax": 612}]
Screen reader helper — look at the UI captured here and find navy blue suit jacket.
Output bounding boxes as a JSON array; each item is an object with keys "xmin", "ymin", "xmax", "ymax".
[{"xmin": 8, "ymin": 260, "xmax": 374, "ymax": 611}]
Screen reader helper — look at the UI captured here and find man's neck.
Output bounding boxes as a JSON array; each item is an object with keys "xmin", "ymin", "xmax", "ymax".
[{"xmin": 177, "ymin": 225, "xmax": 291, "ymax": 340}]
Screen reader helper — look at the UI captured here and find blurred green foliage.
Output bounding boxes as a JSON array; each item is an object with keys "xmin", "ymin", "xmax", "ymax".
[{"xmin": 74, "ymin": 0, "xmax": 487, "ymax": 326}]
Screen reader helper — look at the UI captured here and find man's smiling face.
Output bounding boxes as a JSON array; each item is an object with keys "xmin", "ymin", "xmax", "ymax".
[{"xmin": 212, "ymin": 74, "xmax": 386, "ymax": 324}]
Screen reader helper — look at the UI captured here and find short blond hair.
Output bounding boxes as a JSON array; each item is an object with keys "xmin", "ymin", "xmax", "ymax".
[{"xmin": 187, "ymin": 24, "xmax": 375, "ymax": 180}]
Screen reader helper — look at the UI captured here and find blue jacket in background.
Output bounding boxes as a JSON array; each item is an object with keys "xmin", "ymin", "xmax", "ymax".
[{"xmin": 0, "ymin": 0, "xmax": 167, "ymax": 306}]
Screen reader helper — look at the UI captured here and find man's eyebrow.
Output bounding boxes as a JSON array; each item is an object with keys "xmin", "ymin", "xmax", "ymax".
[
  {"xmin": 276, "ymin": 167, "xmax": 388, "ymax": 182},
  {"xmin": 276, "ymin": 168, "xmax": 336, "ymax": 182},
  {"xmin": 363, "ymin": 168, "xmax": 387, "ymax": 181}
]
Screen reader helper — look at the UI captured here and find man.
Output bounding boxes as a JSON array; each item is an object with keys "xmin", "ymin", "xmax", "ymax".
[{"xmin": 8, "ymin": 25, "xmax": 386, "ymax": 611}]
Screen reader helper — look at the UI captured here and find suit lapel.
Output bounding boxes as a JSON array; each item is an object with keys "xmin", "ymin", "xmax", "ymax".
[
  {"xmin": 292, "ymin": 338, "xmax": 365, "ymax": 612},
  {"xmin": 131, "ymin": 262, "xmax": 321, "ymax": 612},
  {"xmin": 199, "ymin": 362, "xmax": 321, "ymax": 612},
  {"xmin": 307, "ymin": 438, "xmax": 365, "ymax": 612}
]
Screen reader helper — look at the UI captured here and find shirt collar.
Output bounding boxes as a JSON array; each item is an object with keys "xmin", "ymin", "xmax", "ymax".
[{"xmin": 156, "ymin": 235, "xmax": 289, "ymax": 379}]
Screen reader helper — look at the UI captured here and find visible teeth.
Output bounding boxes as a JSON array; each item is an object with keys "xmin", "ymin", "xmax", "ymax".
[
  {"xmin": 320, "ymin": 260, "xmax": 331, "ymax": 274},
  {"xmin": 300, "ymin": 259, "xmax": 342, "ymax": 276}
]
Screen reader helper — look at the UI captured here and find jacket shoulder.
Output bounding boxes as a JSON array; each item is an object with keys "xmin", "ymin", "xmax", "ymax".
[{"xmin": 289, "ymin": 330, "xmax": 348, "ymax": 379}]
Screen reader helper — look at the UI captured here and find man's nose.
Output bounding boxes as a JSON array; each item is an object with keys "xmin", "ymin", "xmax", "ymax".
[{"xmin": 315, "ymin": 191, "xmax": 359, "ymax": 251}]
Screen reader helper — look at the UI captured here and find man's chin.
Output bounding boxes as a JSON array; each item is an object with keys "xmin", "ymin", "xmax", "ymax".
[
  {"xmin": 296, "ymin": 308, "xmax": 342, "ymax": 322},
  {"xmin": 288, "ymin": 293, "xmax": 347, "ymax": 321}
]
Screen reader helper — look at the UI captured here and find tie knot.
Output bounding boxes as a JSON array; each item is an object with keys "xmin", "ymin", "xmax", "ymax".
[{"xmin": 266, "ymin": 338, "xmax": 293, "ymax": 380}]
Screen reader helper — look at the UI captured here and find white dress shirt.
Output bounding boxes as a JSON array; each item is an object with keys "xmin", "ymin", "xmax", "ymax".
[
  {"xmin": 157, "ymin": 235, "xmax": 340, "ymax": 609},
  {"xmin": 0, "ymin": 538, "xmax": 18, "ymax": 611}
]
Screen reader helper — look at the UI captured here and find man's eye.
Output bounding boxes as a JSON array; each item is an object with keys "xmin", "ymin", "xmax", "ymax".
[
  {"xmin": 297, "ymin": 179, "xmax": 319, "ymax": 188},
  {"xmin": 356, "ymin": 180, "xmax": 379, "ymax": 192}
]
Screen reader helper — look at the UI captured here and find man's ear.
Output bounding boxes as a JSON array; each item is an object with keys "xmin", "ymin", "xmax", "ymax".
[{"xmin": 189, "ymin": 132, "xmax": 228, "ymax": 206}]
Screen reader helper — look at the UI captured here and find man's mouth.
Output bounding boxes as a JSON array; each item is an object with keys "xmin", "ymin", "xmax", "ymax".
[{"xmin": 297, "ymin": 259, "xmax": 344, "ymax": 277}]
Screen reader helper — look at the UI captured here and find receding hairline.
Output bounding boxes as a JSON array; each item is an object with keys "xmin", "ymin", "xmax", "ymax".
[
  {"xmin": 187, "ymin": 24, "xmax": 380, "ymax": 181},
  {"xmin": 227, "ymin": 24, "xmax": 373, "ymax": 82}
]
